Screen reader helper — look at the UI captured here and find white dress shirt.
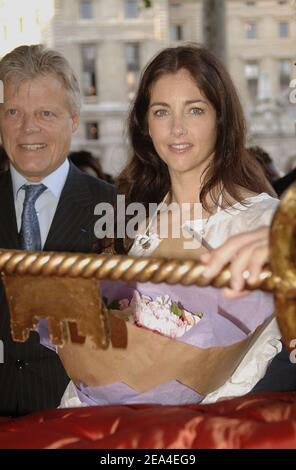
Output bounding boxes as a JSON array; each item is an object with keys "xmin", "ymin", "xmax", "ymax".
[{"xmin": 10, "ymin": 159, "xmax": 70, "ymax": 249}]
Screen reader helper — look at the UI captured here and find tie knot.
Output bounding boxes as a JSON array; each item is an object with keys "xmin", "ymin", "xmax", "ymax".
[{"xmin": 22, "ymin": 184, "xmax": 47, "ymax": 205}]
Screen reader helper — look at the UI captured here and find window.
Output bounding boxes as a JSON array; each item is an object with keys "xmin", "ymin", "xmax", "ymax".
[
  {"xmin": 245, "ymin": 1, "xmax": 256, "ymax": 5},
  {"xmin": 279, "ymin": 59, "xmax": 291, "ymax": 91},
  {"xmin": 126, "ymin": 43, "xmax": 140, "ymax": 71},
  {"xmin": 244, "ymin": 22, "xmax": 257, "ymax": 39},
  {"xmin": 170, "ymin": 24, "xmax": 183, "ymax": 41},
  {"xmin": 278, "ymin": 1, "xmax": 288, "ymax": 5},
  {"xmin": 81, "ymin": 44, "xmax": 97, "ymax": 96},
  {"xmin": 245, "ymin": 61, "xmax": 259, "ymax": 101},
  {"xmin": 125, "ymin": 0, "xmax": 139, "ymax": 19},
  {"xmin": 80, "ymin": 0, "xmax": 93, "ymax": 19},
  {"xmin": 85, "ymin": 122, "xmax": 99, "ymax": 140},
  {"xmin": 257, "ymin": 72, "xmax": 272, "ymax": 101},
  {"xmin": 126, "ymin": 43, "xmax": 140, "ymax": 100},
  {"xmin": 278, "ymin": 21, "xmax": 289, "ymax": 38}
]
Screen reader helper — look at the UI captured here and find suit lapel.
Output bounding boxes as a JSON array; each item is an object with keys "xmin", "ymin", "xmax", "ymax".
[
  {"xmin": 0, "ymin": 165, "xmax": 105, "ymax": 253},
  {"xmin": 44, "ymin": 164, "xmax": 94, "ymax": 253},
  {"xmin": 0, "ymin": 171, "xmax": 20, "ymax": 249}
]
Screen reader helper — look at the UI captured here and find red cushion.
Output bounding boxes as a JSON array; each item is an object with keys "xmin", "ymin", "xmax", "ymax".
[{"xmin": 0, "ymin": 392, "xmax": 295, "ymax": 448}]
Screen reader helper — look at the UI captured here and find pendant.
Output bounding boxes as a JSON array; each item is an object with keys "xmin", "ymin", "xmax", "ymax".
[{"xmin": 138, "ymin": 235, "xmax": 151, "ymax": 249}]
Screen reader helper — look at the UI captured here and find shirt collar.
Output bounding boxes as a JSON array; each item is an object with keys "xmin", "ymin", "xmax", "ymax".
[{"xmin": 10, "ymin": 159, "xmax": 70, "ymax": 201}]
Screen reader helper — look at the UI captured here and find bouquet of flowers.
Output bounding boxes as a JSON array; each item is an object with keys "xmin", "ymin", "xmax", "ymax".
[
  {"xmin": 114, "ymin": 292, "xmax": 203, "ymax": 339},
  {"xmin": 55, "ymin": 280, "xmax": 276, "ymax": 406}
]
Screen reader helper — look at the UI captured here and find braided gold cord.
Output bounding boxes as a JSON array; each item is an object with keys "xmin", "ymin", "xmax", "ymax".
[
  {"xmin": 0, "ymin": 184, "xmax": 295, "ymax": 347},
  {"xmin": 0, "ymin": 185, "xmax": 295, "ymax": 296},
  {"xmin": 0, "ymin": 248, "xmax": 275, "ymax": 290}
]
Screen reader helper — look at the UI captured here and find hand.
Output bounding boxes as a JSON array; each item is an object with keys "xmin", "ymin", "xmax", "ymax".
[{"xmin": 200, "ymin": 227, "xmax": 269, "ymax": 298}]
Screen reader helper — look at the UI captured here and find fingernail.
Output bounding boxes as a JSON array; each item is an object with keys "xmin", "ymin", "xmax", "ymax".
[
  {"xmin": 248, "ymin": 274, "xmax": 257, "ymax": 285},
  {"xmin": 202, "ymin": 267, "xmax": 213, "ymax": 278},
  {"xmin": 201, "ymin": 253, "xmax": 210, "ymax": 262},
  {"xmin": 232, "ymin": 280, "xmax": 242, "ymax": 291}
]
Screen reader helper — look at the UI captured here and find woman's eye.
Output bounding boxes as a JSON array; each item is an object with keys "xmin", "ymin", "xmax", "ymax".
[
  {"xmin": 190, "ymin": 107, "xmax": 204, "ymax": 116},
  {"xmin": 154, "ymin": 109, "xmax": 168, "ymax": 117}
]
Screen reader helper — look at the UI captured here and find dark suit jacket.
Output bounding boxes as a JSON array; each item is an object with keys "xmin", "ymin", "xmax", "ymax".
[
  {"xmin": 273, "ymin": 168, "xmax": 296, "ymax": 197},
  {"xmin": 0, "ymin": 163, "xmax": 116, "ymax": 416}
]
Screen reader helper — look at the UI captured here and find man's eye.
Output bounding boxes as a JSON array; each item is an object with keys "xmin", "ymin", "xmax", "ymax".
[
  {"xmin": 190, "ymin": 107, "xmax": 204, "ymax": 116},
  {"xmin": 7, "ymin": 108, "xmax": 18, "ymax": 116},
  {"xmin": 42, "ymin": 111, "xmax": 53, "ymax": 118},
  {"xmin": 154, "ymin": 109, "xmax": 168, "ymax": 117}
]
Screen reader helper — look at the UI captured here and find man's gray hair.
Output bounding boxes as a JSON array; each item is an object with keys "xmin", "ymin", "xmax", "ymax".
[{"xmin": 0, "ymin": 44, "xmax": 81, "ymax": 115}]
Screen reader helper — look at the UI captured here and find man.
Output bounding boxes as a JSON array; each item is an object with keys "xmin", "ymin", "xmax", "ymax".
[
  {"xmin": 273, "ymin": 166, "xmax": 296, "ymax": 196},
  {"xmin": 201, "ymin": 226, "xmax": 296, "ymax": 393},
  {"xmin": 0, "ymin": 45, "xmax": 115, "ymax": 416}
]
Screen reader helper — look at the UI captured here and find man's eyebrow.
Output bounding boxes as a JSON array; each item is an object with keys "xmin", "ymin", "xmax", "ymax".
[
  {"xmin": 1, "ymin": 103, "xmax": 15, "ymax": 108},
  {"xmin": 150, "ymin": 99, "xmax": 208, "ymax": 108}
]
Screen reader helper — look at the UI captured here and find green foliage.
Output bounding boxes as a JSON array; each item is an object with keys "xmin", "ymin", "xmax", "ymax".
[
  {"xmin": 142, "ymin": 0, "xmax": 152, "ymax": 8},
  {"xmin": 103, "ymin": 297, "xmax": 121, "ymax": 310},
  {"xmin": 170, "ymin": 301, "xmax": 182, "ymax": 317}
]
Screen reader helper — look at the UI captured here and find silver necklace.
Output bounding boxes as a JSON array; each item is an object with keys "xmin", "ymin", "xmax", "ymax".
[
  {"xmin": 137, "ymin": 193, "xmax": 170, "ymax": 250},
  {"xmin": 138, "ymin": 234, "xmax": 152, "ymax": 250},
  {"xmin": 137, "ymin": 190, "xmax": 223, "ymax": 250},
  {"xmin": 179, "ymin": 190, "xmax": 224, "ymax": 249}
]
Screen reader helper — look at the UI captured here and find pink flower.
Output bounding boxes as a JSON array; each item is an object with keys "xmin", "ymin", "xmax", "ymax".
[
  {"xmin": 126, "ymin": 292, "xmax": 202, "ymax": 338},
  {"xmin": 119, "ymin": 298, "xmax": 130, "ymax": 310}
]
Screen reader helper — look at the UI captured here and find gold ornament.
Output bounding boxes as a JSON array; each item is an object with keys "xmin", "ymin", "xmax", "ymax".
[{"xmin": 0, "ymin": 184, "xmax": 295, "ymax": 349}]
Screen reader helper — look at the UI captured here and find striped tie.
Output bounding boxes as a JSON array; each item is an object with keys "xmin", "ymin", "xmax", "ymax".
[{"xmin": 19, "ymin": 184, "xmax": 47, "ymax": 251}]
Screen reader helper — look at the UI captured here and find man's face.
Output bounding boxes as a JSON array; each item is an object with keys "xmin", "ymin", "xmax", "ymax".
[{"xmin": 0, "ymin": 74, "xmax": 79, "ymax": 181}]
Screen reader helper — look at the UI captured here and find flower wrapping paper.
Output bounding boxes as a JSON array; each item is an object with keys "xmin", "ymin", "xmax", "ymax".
[{"xmin": 54, "ymin": 279, "xmax": 275, "ymax": 405}]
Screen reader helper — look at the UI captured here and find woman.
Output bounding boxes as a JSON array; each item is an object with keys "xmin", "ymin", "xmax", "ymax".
[
  {"xmin": 116, "ymin": 44, "xmax": 276, "ymax": 257},
  {"xmin": 56, "ymin": 45, "xmax": 280, "ymax": 407}
]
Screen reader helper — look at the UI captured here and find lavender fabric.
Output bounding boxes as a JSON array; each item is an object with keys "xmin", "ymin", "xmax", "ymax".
[{"xmin": 39, "ymin": 280, "xmax": 274, "ymax": 406}]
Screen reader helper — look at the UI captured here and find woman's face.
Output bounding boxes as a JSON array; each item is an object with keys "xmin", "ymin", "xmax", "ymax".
[{"xmin": 147, "ymin": 68, "xmax": 217, "ymax": 181}]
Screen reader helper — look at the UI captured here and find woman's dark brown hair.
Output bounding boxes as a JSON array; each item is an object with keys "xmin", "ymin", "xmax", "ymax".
[{"xmin": 117, "ymin": 44, "xmax": 275, "ymax": 212}]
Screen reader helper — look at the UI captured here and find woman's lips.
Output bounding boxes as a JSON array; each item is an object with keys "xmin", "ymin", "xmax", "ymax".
[{"xmin": 168, "ymin": 143, "xmax": 193, "ymax": 154}]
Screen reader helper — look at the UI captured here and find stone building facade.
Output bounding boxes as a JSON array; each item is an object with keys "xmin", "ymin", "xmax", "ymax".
[{"xmin": 1, "ymin": 0, "xmax": 295, "ymax": 173}]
